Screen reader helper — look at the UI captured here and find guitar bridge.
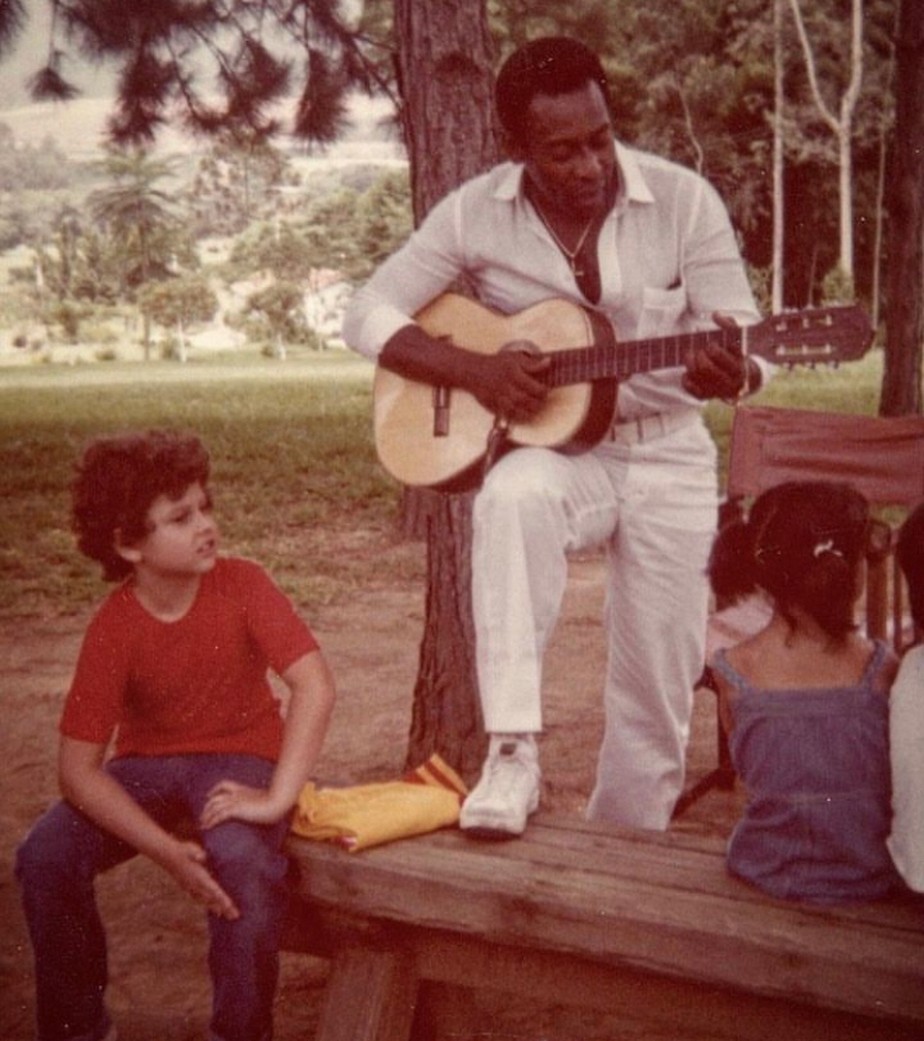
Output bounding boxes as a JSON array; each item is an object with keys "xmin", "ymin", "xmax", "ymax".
[{"xmin": 433, "ymin": 385, "xmax": 450, "ymax": 437}]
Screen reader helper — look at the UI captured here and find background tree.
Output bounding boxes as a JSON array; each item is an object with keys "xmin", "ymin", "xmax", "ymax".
[
  {"xmin": 0, "ymin": 0, "xmax": 386, "ymax": 148},
  {"xmin": 38, "ymin": 207, "xmax": 83, "ymax": 301},
  {"xmin": 88, "ymin": 149, "xmax": 188, "ymax": 356},
  {"xmin": 244, "ymin": 280, "xmax": 310, "ymax": 359},
  {"xmin": 88, "ymin": 150, "xmax": 181, "ymax": 287},
  {"xmin": 786, "ymin": 0, "xmax": 864, "ymax": 291},
  {"xmin": 184, "ymin": 130, "xmax": 296, "ymax": 237},
  {"xmin": 350, "ymin": 170, "xmax": 414, "ymax": 276},
  {"xmin": 137, "ymin": 275, "xmax": 218, "ymax": 362},
  {"xmin": 880, "ymin": 0, "xmax": 924, "ymax": 415},
  {"xmin": 230, "ymin": 222, "xmax": 319, "ymax": 283},
  {"xmin": 774, "ymin": 0, "xmax": 895, "ymax": 306}
]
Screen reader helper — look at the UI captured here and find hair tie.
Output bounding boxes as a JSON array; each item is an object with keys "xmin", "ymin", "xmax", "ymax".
[{"xmin": 813, "ymin": 539, "xmax": 843, "ymax": 559}]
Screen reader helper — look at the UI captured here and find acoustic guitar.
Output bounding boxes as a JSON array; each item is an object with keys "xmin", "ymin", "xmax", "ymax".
[{"xmin": 373, "ymin": 293, "xmax": 874, "ymax": 491}]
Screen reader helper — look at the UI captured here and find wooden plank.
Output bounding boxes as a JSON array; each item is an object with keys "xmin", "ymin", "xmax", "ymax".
[
  {"xmin": 403, "ymin": 922, "xmax": 924, "ymax": 1041},
  {"xmin": 285, "ymin": 821, "xmax": 924, "ymax": 1027},
  {"xmin": 284, "ymin": 907, "xmax": 923, "ymax": 1041},
  {"xmin": 430, "ymin": 816, "xmax": 924, "ymax": 933}
]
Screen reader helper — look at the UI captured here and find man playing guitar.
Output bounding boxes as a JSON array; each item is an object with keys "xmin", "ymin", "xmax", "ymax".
[{"xmin": 344, "ymin": 36, "xmax": 765, "ymax": 837}]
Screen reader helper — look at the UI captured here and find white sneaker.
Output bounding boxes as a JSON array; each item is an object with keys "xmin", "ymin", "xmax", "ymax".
[{"xmin": 460, "ymin": 734, "xmax": 540, "ymax": 839}]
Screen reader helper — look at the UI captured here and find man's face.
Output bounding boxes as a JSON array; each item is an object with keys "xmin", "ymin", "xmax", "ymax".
[{"xmin": 516, "ymin": 80, "xmax": 617, "ymax": 221}]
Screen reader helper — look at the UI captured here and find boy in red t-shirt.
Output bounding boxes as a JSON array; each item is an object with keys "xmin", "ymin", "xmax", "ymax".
[{"xmin": 15, "ymin": 430, "xmax": 336, "ymax": 1041}]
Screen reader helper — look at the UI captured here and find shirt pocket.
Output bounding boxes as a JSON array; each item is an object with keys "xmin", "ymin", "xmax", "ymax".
[{"xmin": 637, "ymin": 284, "xmax": 687, "ymax": 338}]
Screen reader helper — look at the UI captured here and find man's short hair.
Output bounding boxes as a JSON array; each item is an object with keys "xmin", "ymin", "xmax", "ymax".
[
  {"xmin": 495, "ymin": 36, "xmax": 612, "ymax": 147},
  {"xmin": 72, "ymin": 429, "xmax": 210, "ymax": 581}
]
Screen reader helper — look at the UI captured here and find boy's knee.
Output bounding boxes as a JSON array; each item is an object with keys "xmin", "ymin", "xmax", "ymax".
[
  {"xmin": 16, "ymin": 804, "xmax": 112, "ymax": 892},
  {"xmin": 206, "ymin": 823, "xmax": 289, "ymax": 894},
  {"xmin": 16, "ymin": 815, "xmax": 56, "ymax": 871},
  {"xmin": 15, "ymin": 822, "xmax": 75, "ymax": 894}
]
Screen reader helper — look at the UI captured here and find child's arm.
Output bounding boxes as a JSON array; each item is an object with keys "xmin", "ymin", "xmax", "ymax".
[
  {"xmin": 714, "ymin": 675, "xmax": 737, "ymax": 738},
  {"xmin": 199, "ymin": 648, "xmax": 336, "ymax": 830},
  {"xmin": 888, "ymin": 648, "xmax": 924, "ymax": 892},
  {"xmin": 58, "ymin": 735, "xmax": 241, "ymax": 920}
]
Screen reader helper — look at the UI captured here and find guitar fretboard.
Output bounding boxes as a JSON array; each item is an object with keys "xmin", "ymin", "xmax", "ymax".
[{"xmin": 546, "ymin": 326, "xmax": 743, "ymax": 387}]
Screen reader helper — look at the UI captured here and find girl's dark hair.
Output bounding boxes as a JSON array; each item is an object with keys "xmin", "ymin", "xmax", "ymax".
[
  {"xmin": 897, "ymin": 501, "xmax": 924, "ymax": 630},
  {"xmin": 72, "ymin": 429, "xmax": 210, "ymax": 581},
  {"xmin": 708, "ymin": 480, "xmax": 870, "ymax": 641},
  {"xmin": 495, "ymin": 36, "xmax": 612, "ymax": 148}
]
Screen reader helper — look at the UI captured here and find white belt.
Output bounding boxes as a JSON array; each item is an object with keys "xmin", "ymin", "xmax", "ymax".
[{"xmin": 607, "ymin": 408, "xmax": 700, "ymax": 445}]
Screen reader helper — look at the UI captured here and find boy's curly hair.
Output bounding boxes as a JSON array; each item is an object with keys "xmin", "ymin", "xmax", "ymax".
[{"xmin": 71, "ymin": 430, "xmax": 211, "ymax": 581}]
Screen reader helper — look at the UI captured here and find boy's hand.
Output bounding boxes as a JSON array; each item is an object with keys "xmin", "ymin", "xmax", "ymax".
[
  {"xmin": 200, "ymin": 779, "xmax": 283, "ymax": 829},
  {"xmin": 162, "ymin": 838, "xmax": 240, "ymax": 920}
]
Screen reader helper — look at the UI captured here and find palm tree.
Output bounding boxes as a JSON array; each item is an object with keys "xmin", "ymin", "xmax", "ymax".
[{"xmin": 88, "ymin": 149, "xmax": 180, "ymax": 358}]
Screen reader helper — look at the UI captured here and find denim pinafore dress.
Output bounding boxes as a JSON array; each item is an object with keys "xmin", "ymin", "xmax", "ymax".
[{"xmin": 713, "ymin": 639, "xmax": 899, "ymax": 904}]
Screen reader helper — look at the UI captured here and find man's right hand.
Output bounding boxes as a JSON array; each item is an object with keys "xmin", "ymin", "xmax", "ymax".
[
  {"xmin": 465, "ymin": 341, "xmax": 551, "ymax": 423},
  {"xmin": 380, "ymin": 325, "xmax": 551, "ymax": 423}
]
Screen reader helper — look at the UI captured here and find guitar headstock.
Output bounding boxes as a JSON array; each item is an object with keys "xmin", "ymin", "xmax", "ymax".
[{"xmin": 747, "ymin": 305, "xmax": 874, "ymax": 367}]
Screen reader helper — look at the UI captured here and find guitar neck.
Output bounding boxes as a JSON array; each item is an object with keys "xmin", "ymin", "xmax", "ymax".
[{"xmin": 546, "ymin": 325, "xmax": 741, "ymax": 387}]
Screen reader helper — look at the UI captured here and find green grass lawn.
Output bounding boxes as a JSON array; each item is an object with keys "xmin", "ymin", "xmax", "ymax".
[
  {"xmin": 0, "ymin": 348, "xmax": 887, "ymax": 621},
  {"xmin": 0, "ymin": 353, "xmax": 421, "ymax": 619}
]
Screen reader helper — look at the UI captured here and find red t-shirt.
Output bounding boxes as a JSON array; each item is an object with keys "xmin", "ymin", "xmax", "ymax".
[{"xmin": 60, "ymin": 557, "xmax": 319, "ymax": 762}]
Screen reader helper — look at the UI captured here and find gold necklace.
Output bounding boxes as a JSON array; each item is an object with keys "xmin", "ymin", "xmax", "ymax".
[{"xmin": 532, "ymin": 201, "xmax": 596, "ymax": 281}]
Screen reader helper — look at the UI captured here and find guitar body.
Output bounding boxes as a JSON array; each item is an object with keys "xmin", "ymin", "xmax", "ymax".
[
  {"xmin": 373, "ymin": 292, "xmax": 873, "ymax": 491},
  {"xmin": 374, "ymin": 294, "xmax": 617, "ymax": 490}
]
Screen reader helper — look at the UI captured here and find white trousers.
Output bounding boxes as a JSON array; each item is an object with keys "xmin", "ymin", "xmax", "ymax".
[{"xmin": 471, "ymin": 415, "xmax": 718, "ymax": 830}]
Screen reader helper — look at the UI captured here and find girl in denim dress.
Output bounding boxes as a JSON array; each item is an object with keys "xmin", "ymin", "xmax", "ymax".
[{"xmin": 708, "ymin": 480, "xmax": 900, "ymax": 904}]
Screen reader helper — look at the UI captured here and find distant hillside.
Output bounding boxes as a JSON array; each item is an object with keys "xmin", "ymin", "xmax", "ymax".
[{"xmin": 0, "ymin": 94, "xmax": 403, "ymax": 164}]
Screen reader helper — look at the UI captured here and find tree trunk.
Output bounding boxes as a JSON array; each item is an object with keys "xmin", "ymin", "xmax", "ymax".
[
  {"xmin": 392, "ymin": 0, "xmax": 499, "ymax": 779},
  {"xmin": 405, "ymin": 494, "xmax": 485, "ymax": 775},
  {"xmin": 787, "ymin": 0, "xmax": 863, "ymax": 287},
  {"xmin": 772, "ymin": 0, "xmax": 785, "ymax": 313},
  {"xmin": 880, "ymin": 0, "xmax": 924, "ymax": 416},
  {"xmin": 393, "ymin": 0, "xmax": 499, "ymax": 221}
]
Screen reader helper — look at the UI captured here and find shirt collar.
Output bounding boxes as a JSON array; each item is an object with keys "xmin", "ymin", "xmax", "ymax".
[
  {"xmin": 614, "ymin": 141, "xmax": 655, "ymax": 205},
  {"xmin": 493, "ymin": 139, "xmax": 655, "ymax": 209}
]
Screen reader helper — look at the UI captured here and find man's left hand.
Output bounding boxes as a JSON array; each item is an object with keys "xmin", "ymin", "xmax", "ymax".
[{"xmin": 681, "ymin": 313, "xmax": 753, "ymax": 401}]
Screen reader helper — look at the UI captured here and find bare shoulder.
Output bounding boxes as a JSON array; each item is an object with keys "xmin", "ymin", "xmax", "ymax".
[{"xmin": 724, "ymin": 627, "xmax": 778, "ymax": 675}]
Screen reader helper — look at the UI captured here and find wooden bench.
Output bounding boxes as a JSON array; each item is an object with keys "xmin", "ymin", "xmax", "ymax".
[{"xmin": 282, "ymin": 813, "xmax": 924, "ymax": 1041}]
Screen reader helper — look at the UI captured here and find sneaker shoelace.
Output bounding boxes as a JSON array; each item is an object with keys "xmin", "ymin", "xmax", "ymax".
[{"xmin": 485, "ymin": 743, "xmax": 531, "ymax": 795}]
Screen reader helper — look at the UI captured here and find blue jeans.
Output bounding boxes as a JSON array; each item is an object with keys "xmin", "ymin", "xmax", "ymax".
[{"xmin": 15, "ymin": 754, "xmax": 291, "ymax": 1041}]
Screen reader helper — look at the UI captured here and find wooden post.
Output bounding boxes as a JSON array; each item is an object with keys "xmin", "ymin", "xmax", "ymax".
[{"xmin": 314, "ymin": 947, "xmax": 418, "ymax": 1041}]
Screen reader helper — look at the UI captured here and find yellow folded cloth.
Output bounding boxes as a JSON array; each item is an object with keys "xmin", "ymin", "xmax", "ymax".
[{"xmin": 291, "ymin": 753, "xmax": 468, "ymax": 852}]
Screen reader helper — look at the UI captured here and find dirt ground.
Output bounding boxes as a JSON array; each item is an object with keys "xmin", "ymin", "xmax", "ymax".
[{"xmin": 0, "ymin": 554, "xmax": 744, "ymax": 1041}]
